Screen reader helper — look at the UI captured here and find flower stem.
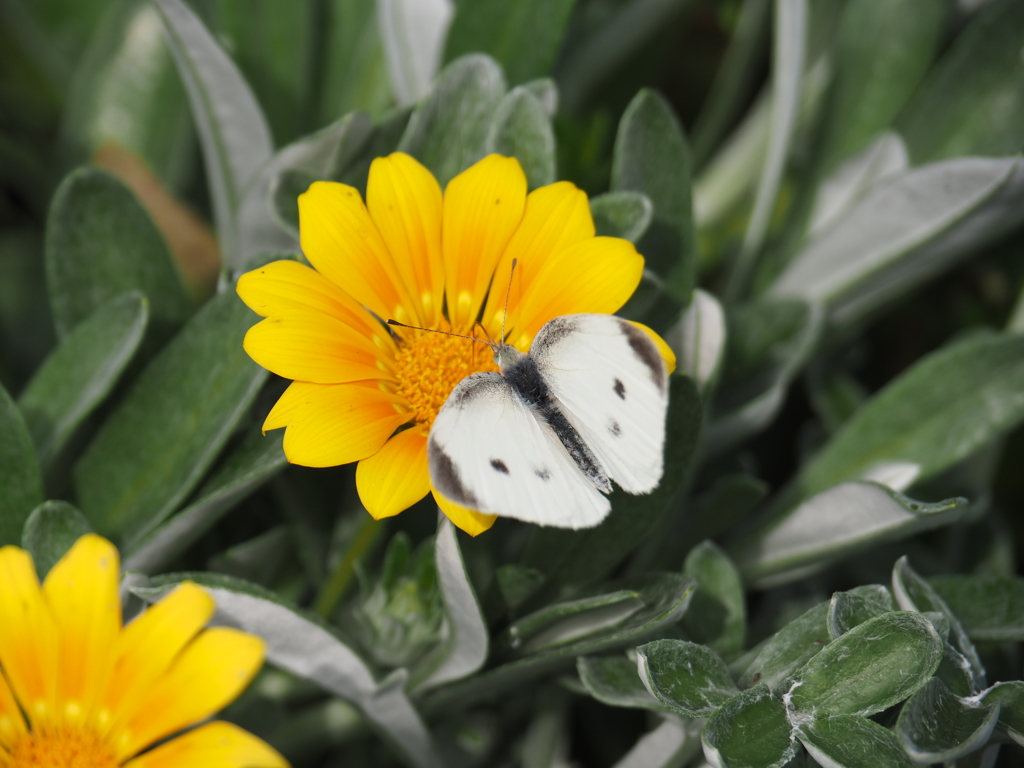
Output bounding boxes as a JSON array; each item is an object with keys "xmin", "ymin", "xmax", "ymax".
[{"xmin": 314, "ymin": 515, "xmax": 382, "ymax": 618}]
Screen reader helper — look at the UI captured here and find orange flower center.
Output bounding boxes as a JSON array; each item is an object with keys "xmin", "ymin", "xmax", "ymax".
[
  {"xmin": 392, "ymin": 319, "xmax": 499, "ymax": 428},
  {"xmin": 8, "ymin": 727, "xmax": 119, "ymax": 768}
]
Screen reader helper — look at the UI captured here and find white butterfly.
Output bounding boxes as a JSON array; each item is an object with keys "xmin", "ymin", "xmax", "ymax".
[{"xmin": 424, "ymin": 313, "xmax": 669, "ymax": 529}]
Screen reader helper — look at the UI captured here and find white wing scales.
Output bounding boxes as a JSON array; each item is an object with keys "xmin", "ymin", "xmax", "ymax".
[
  {"xmin": 531, "ymin": 314, "xmax": 668, "ymax": 494},
  {"xmin": 428, "ymin": 372, "xmax": 610, "ymax": 529}
]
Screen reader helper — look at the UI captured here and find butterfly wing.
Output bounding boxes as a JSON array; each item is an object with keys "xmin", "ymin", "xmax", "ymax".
[
  {"xmin": 530, "ymin": 314, "xmax": 669, "ymax": 494},
  {"xmin": 428, "ymin": 372, "xmax": 610, "ymax": 529}
]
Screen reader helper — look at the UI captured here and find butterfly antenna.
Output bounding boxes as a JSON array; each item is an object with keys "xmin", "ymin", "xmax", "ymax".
[
  {"xmin": 474, "ymin": 321, "xmax": 496, "ymax": 345},
  {"xmin": 386, "ymin": 319, "xmax": 495, "ymax": 349},
  {"xmin": 501, "ymin": 258, "xmax": 517, "ymax": 345}
]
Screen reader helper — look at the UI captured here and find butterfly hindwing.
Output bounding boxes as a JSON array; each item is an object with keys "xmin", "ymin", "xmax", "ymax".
[
  {"xmin": 530, "ymin": 314, "xmax": 669, "ymax": 494},
  {"xmin": 428, "ymin": 372, "xmax": 611, "ymax": 529}
]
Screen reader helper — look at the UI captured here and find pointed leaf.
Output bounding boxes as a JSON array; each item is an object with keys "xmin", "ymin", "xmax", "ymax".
[
  {"xmin": 611, "ymin": 89, "xmax": 695, "ymax": 302},
  {"xmin": 122, "ymin": 427, "xmax": 287, "ymax": 573},
  {"xmin": 827, "ymin": 584, "xmax": 894, "ymax": 639},
  {"xmin": 485, "ymin": 87, "xmax": 555, "ymax": 190},
  {"xmin": 153, "ymin": 0, "xmax": 274, "ymax": 267},
  {"xmin": 929, "ymin": 574, "xmax": 1024, "ymax": 642},
  {"xmin": 577, "ymin": 654, "xmax": 664, "ymax": 712},
  {"xmin": 797, "ymin": 715, "xmax": 915, "ymax": 768},
  {"xmin": 75, "ymin": 290, "xmax": 266, "ymax": 545},
  {"xmin": 896, "ymin": 678, "xmax": 1000, "ymax": 763},
  {"xmin": 510, "ymin": 590, "xmax": 644, "ymax": 655},
  {"xmin": 733, "ymin": 483, "xmax": 967, "ymax": 587},
  {"xmin": 399, "ymin": 55, "xmax": 506, "ymax": 186},
  {"xmin": 701, "ymin": 684, "xmax": 797, "ymax": 768},
  {"xmin": 0, "ymin": 382, "xmax": 43, "ymax": 546},
  {"xmin": 45, "ymin": 167, "xmax": 190, "ymax": 341},
  {"xmin": 20, "ymin": 501, "xmax": 92, "ymax": 579},
  {"xmin": 637, "ymin": 639, "xmax": 739, "ymax": 717},
  {"xmin": 135, "ymin": 573, "xmax": 441, "ymax": 768},
  {"xmin": 18, "ymin": 291, "xmax": 147, "ymax": 466}
]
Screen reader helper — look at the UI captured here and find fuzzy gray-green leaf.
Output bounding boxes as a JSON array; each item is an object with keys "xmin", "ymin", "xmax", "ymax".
[
  {"xmin": 827, "ymin": 584, "xmax": 894, "ymax": 639},
  {"xmin": 681, "ymin": 541, "xmax": 745, "ymax": 657},
  {"xmin": 21, "ymin": 500, "xmax": 92, "ymax": 579},
  {"xmin": 737, "ymin": 600, "xmax": 829, "ymax": 692},
  {"xmin": 0, "ymin": 382, "xmax": 43, "ymax": 547},
  {"xmin": 787, "ymin": 611, "xmax": 942, "ymax": 718},
  {"xmin": 637, "ymin": 639, "xmax": 739, "ymax": 717},
  {"xmin": 701, "ymin": 684, "xmax": 796, "ymax": 768},
  {"xmin": 929, "ymin": 574, "xmax": 1024, "ymax": 642},
  {"xmin": 981, "ymin": 681, "xmax": 1024, "ymax": 746},
  {"xmin": 577, "ymin": 654, "xmax": 664, "ymax": 711},
  {"xmin": 896, "ymin": 677, "xmax": 1000, "ymax": 763},
  {"xmin": 18, "ymin": 291, "xmax": 147, "ymax": 466},
  {"xmin": 590, "ymin": 191, "xmax": 653, "ymax": 244},
  {"xmin": 798, "ymin": 715, "xmax": 915, "ymax": 768},
  {"xmin": 485, "ymin": 87, "xmax": 554, "ymax": 190}
]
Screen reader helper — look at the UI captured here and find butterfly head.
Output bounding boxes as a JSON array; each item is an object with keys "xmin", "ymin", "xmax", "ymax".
[{"xmin": 493, "ymin": 343, "xmax": 525, "ymax": 375}]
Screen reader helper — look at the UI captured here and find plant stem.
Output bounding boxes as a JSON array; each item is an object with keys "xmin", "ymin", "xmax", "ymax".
[{"xmin": 314, "ymin": 515, "xmax": 382, "ymax": 618}]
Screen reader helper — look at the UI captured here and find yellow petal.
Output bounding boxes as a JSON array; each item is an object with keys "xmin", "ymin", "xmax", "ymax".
[
  {"xmin": 42, "ymin": 534, "xmax": 121, "ymax": 724},
  {"xmin": 433, "ymin": 490, "xmax": 497, "ymax": 536},
  {"xmin": 442, "ymin": 155, "xmax": 527, "ymax": 328},
  {"xmin": 299, "ymin": 181, "xmax": 419, "ymax": 324},
  {"xmin": 367, "ymin": 153, "xmax": 445, "ymax": 327},
  {"xmin": 283, "ymin": 383, "xmax": 411, "ymax": 467},
  {"xmin": 0, "ymin": 546, "xmax": 57, "ymax": 726},
  {"xmin": 629, "ymin": 321, "xmax": 677, "ymax": 374},
  {"xmin": 125, "ymin": 721, "xmax": 288, "ymax": 768},
  {"xmin": 0, "ymin": 671, "xmax": 26, "ymax": 748},
  {"xmin": 512, "ymin": 237, "xmax": 644, "ymax": 349},
  {"xmin": 115, "ymin": 628, "xmax": 265, "ymax": 761},
  {"xmin": 236, "ymin": 259, "xmax": 394, "ymax": 351},
  {"xmin": 243, "ymin": 310, "xmax": 394, "ymax": 385},
  {"xmin": 263, "ymin": 381, "xmax": 322, "ymax": 432},
  {"xmin": 103, "ymin": 582, "xmax": 215, "ymax": 733},
  {"xmin": 482, "ymin": 182, "xmax": 594, "ymax": 340},
  {"xmin": 356, "ymin": 427, "xmax": 431, "ymax": 519}
]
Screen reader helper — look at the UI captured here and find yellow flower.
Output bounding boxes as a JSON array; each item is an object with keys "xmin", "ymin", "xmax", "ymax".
[
  {"xmin": 0, "ymin": 534, "xmax": 286, "ymax": 768},
  {"xmin": 238, "ymin": 152, "xmax": 672, "ymax": 536}
]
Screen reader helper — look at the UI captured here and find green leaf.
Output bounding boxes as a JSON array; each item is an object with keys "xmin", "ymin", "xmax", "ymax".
[
  {"xmin": 577, "ymin": 654, "xmax": 664, "ymax": 711},
  {"xmin": 980, "ymin": 681, "xmax": 1024, "ymax": 746},
  {"xmin": 732, "ymin": 483, "xmax": 967, "ymax": 587},
  {"xmin": 316, "ymin": 0, "xmax": 391, "ymax": 124},
  {"xmin": 45, "ymin": 167, "xmax": 191, "ymax": 342},
  {"xmin": 409, "ymin": 516, "xmax": 487, "ymax": 693},
  {"xmin": 75, "ymin": 289, "xmax": 266, "ymax": 545},
  {"xmin": 122, "ymin": 427, "xmax": 287, "ymax": 573},
  {"xmin": 737, "ymin": 600, "xmax": 829, "ymax": 692},
  {"xmin": 706, "ymin": 298, "xmax": 821, "ymax": 455},
  {"xmin": 0, "ymin": 382, "xmax": 44, "ymax": 547},
  {"xmin": 61, "ymin": 1, "xmax": 192, "ymax": 189},
  {"xmin": 495, "ymin": 564, "xmax": 545, "ymax": 612},
  {"xmin": 892, "ymin": 556, "xmax": 985, "ymax": 690},
  {"xmin": 827, "ymin": 584, "xmax": 894, "ymax": 639},
  {"xmin": 771, "ymin": 158, "xmax": 1024, "ymax": 327},
  {"xmin": 611, "ymin": 716, "xmax": 699, "ymax": 768},
  {"xmin": 795, "ymin": 334, "xmax": 1024, "ymax": 501},
  {"xmin": 727, "ymin": 0, "xmax": 807, "ymax": 299},
  {"xmin": 509, "ymin": 590, "xmax": 644, "ymax": 654},
  {"xmin": 929, "ymin": 574, "xmax": 1024, "ymax": 642},
  {"xmin": 135, "ymin": 573, "xmax": 442, "ymax": 768},
  {"xmin": 897, "ymin": 0, "xmax": 1024, "ymax": 164},
  {"xmin": 377, "ymin": 0, "xmax": 453, "ymax": 106},
  {"xmin": 239, "ymin": 111, "xmax": 373, "ymax": 264},
  {"xmin": 421, "ymin": 573, "xmax": 695, "ymax": 713},
  {"xmin": 18, "ymin": 291, "xmax": 147, "ymax": 466},
  {"xmin": 701, "ymin": 684, "xmax": 797, "ymax": 768},
  {"xmin": 611, "ymin": 89, "xmax": 695, "ymax": 302},
  {"xmin": 21, "ymin": 500, "xmax": 92, "ymax": 579},
  {"xmin": 398, "ymin": 55, "xmax": 506, "ymax": 186},
  {"xmin": 787, "ymin": 611, "xmax": 942, "ymax": 717},
  {"xmin": 589, "ymin": 191, "xmax": 653, "ymax": 244},
  {"xmin": 520, "ymin": 375, "xmax": 702, "ymax": 592},
  {"xmin": 485, "ymin": 86, "xmax": 555, "ymax": 190},
  {"xmin": 153, "ymin": 0, "xmax": 274, "ymax": 268},
  {"xmin": 817, "ymin": 0, "xmax": 945, "ymax": 169},
  {"xmin": 666, "ymin": 289, "xmax": 726, "ymax": 397},
  {"xmin": 637, "ymin": 639, "xmax": 739, "ymax": 717},
  {"xmin": 681, "ymin": 541, "xmax": 745, "ymax": 657},
  {"xmin": 443, "ymin": 0, "xmax": 574, "ymax": 86},
  {"xmin": 896, "ymin": 678, "xmax": 1000, "ymax": 763},
  {"xmin": 797, "ymin": 715, "xmax": 915, "ymax": 768}
]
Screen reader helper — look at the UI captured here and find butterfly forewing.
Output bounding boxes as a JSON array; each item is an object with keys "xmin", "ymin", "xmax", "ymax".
[
  {"xmin": 530, "ymin": 314, "xmax": 669, "ymax": 494},
  {"xmin": 428, "ymin": 372, "xmax": 611, "ymax": 528}
]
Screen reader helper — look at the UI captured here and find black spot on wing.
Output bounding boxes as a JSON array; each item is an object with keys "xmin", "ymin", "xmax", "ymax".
[
  {"xmin": 609, "ymin": 420, "xmax": 621, "ymax": 437},
  {"xmin": 534, "ymin": 466, "xmax": 551, "ymax": 481},
  {"xmin": 620, "ymin": 321, "xmax": 667, "ymax": 393},
  {"xmin": 428, "ymin": 437, "xmax": 479, "ymax": 507},
  {"xmin": 490, "ymin": 458, "xmax": 510, "ymax": 474},
  {"xmin": 614, "ymin": 378, "xmax": 626, "ymax": 400}
]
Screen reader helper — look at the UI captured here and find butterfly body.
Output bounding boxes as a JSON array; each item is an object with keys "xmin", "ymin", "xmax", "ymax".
[{"xmin": 427, "ymin": 314, "xmax": 669, "ymax": 529}]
